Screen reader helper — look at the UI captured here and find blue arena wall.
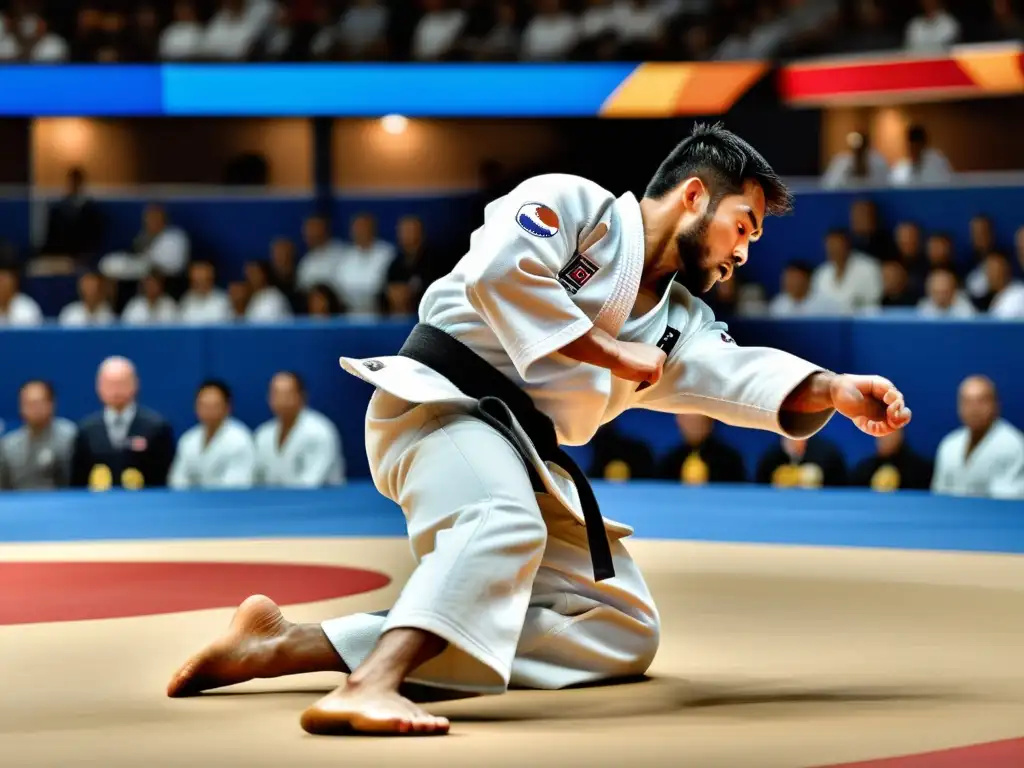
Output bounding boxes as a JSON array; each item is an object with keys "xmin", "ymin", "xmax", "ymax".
[{"xmin": 0, "ymin": 318, "xmax": 1019, "ymax": 481}]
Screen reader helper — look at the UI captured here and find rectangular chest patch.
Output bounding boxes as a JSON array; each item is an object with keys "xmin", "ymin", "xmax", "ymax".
[
  {"xmin": 558, "ymin": 253, "xmax": 600, "ymax": 295},
  {"xmin": 636, "ymin": 325, "xmax": 681, "ymax": 392}
]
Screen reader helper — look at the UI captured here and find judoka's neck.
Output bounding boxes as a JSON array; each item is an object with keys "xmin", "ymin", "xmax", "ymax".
[
  {"xmin": 277, "ymin": 411, "xmax": 302, "ymax": 442},
  {"xmin": 203, "ymin": 419, "xmax": 225, "ymax": 443},
  {"xmin": 967, "ymin": 420, "xmax": 996, "ymax": 454}
]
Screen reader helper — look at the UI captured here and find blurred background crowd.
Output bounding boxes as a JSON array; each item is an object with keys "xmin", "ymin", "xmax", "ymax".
[
  {"xmin": 0, "ymin": 0, "xmax": 1021, "ymax": 64},
  {"xmin": 0, "ymin": 0, "xmax": 1018, "ymax": 502}
]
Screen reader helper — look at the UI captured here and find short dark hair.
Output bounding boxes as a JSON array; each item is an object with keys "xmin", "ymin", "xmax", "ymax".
[
  {"xmin": 197, "ymin": 379, "xmax": 232, "ymax": 403},
  {"xmin": 826, "ymin": 227, "xmax": 850, "ymax": 240},
  {"xmin": 20, "ymin": 379, "xmax": 54, "ymax": 400},
  {"xmin": 644, "ymin": 122, "xmax": 793, "ymax": 217},
  {"xmin": 928, "ymin": 231, "xmax": 952, "ymax": 242},
  {"xmin": 985, "ymin": 250, "xmax": 1011, "ymax": 264},
  {"xmin": 276, "ymin": 370, "xmax": 306, "ymax": 396},
  {"xmin": 930, "ymin": 266, "xmax": 959, "ymax": 283},
  {"xmin": 785, "ymin": 260, "xmax": 813, "ymax": 276}
]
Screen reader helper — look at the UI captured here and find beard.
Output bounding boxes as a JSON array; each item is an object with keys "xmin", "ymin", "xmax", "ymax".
[{"xmin": 673, "ymin": 211, "xmax": 715, "ymax": 295}]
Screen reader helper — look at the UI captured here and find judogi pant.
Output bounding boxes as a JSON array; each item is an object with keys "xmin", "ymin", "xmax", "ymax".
[{"xmin": 321, "ymin": 390, "xmax": 661, "ymax": 694}]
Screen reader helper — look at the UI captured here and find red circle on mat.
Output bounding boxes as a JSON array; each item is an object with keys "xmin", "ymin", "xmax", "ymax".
[
  {"xmin": 817, "ymin": 737, "xmax": 1024, "ymax": 768},
  {"xmin": 0, "ymin": 562, "xmax": 391, "ymax": 626}
]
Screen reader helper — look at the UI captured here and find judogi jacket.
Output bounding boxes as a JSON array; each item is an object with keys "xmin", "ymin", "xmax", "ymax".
[
  {"xmin": 932, "ymin": 419, "xmax": 1024, "ymax": 500},
  {"xmin": 341, "ymin": 174, "xmax": 835, "ymax": 577},
  {"xmin": 169, "ymin": 418, "xmax": 257, "ymax": 490}
]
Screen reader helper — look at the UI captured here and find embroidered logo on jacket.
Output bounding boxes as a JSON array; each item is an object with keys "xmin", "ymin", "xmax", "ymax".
[
  {"xmin": 362, "ymin": 359, "xmax": 385, "ymax": 372},
  {"xmin": 516, "ymin": 203, "xmax": 560, "ymax": 238},
  {"xmin": 558, "ymin": 253, "xmax": 600, "ymax": 295}
]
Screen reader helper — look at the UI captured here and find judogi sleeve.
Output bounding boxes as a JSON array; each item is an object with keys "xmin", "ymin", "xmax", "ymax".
[
  {"xmin": 218, "ymin": 432, "xmax": 257, "ymax": 489},
  {"xmin": 638, "ymin": 310, "xmax": 835, "ymax": 439},
  {"xmin": 168, "ymin": 435, "xmax": 191, "ymax": 490},
  {"xmin": 990, "ymin": 438, "xmax": 1024, "ymax": 499},
  {"xmin": 462, "ymin": 179, "xmax": 594, "ymax": 380},
  {"xmin": 293, "ymin": 422, "xmax": 342, "ymax": 488}
]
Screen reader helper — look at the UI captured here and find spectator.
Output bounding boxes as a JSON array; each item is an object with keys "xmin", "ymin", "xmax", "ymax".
[
  {"xmin": 254, "ymin": 371, "xmax": 344, "ymax": 487},
  {"xmin": 169, "ymin": 380, "xmax": 257, "ymax": 490},
  {"xmin": 810, "ymin": 229, "xmax": 883, "ymax": 313},
  {"xmin": 98, "ymin": 204, "xmax": 190, "ymax": 283},
  {"xmin": 40, "ymin": 166, "xmax": 104, "ymax": 262},
  {"xmin": 70, "ymin": 356, "xmax": 175, "ymax": 490},
  {"xmin": 521, "ymin": 0, "xmax": 581, "ymax": 60},
  {"xmin": 25, "ymin": 18, "xmax": 69, "ymax": 62},
  {"xmin": 0, "ymin": 267, "xmax": 43, "ymax": 327},
  {"xmin": 982, "ymin": 251, "xmax": 1024, "ymax": 318},
  {"xmin": 894, "ymin": 221, "xmax": 928, "ymax": 292},
  {"xmin": 890, "ymin": 125, "xmax": 953, "ymax": 186},
  {"xmin": 243, "ymin": 260, "xmax": 292, "ymax": 322},
  {"xmin": 58, "ymin": 272, "xmax": 116, "ymax": 327},
  {"xmin": 385, "ymin": 215, "xmax": 436, "ymax": 316},
  {"xmin": 0, "ymin": 380, "xmax": 76, "ymax": 490},
  {"xmin": 412, "ymin": 0, "xmax": 467, "ymax": 61},
  {"xmin": 159, "ymin": 0, "xmax": 204, "ymax": 60},
  {"xmin": 851, "ymin": 431, "xmax": 933, "ymax": 492},
  {"xmin": 880, "ymin": 260, "xmax": 920, "ymax": 308},
  {"xmin": 268, "ymin": 237, "xmax": 302, "ymax": 312},
  {"xmin": 657, "ymin": 414, "xmax": 746, "ymax": 485},
  {"xmin": 227, "ymin": 280, "xmax": 250, "ymax": 320},
  {"xmin": 337, "ymin": 0, "xmax": 389, "ymax": 59},
  {"xmin": 925, "ymin": 231, "xmax": 957, "ymax": 272},
  {"xmin": 179, "ymin": 260, "xmax": 232, "ymax": 324},
  {"xmin": 71, "ymin": 4, "xmax": 106, "ymax": 63},
  {"xmin": 822, "ymin": 131, "xmax": 890, "ymax": 189},
  {"xmin": 617, "ymin": 0, "xmax": 672, "ymax": 48},
  {"xmin": 296, "ymin": 214, "xmax": 345, "ymax": 294},
  {"xmin": 756, "ymin": 435, "xmax": 847, "ymax": 489},
  {"xmin": 587, "ymin": 423, "xmax": 655, "ymax": 482},
  {"xmin": 122, "ymin": 272, "xmax": 179, "ymax": 325},
  {"xmin": 336, "ymin": 213, "xmax": 395, "ymax": 317},
  {"xmin": 932, "ymin": 376, "xmax": 1024, "ymax": 499},
  {"xmin": 769, "ymin": 261, "xmax": 843, "ymax": 317},
  {"xmin": 468, "ymin": 0, "xmax": 519, "ymax": 60},
  {"xmin": 965, "ymin": 215, "xmax": 997, "ymax": 299},
  {"xmin": 904, "ymin": 0, "xmax": 960, "ymax": 52},
  {"xmin": 203, "ymin": 0, "xmax": 263, "ymax": 61},
  {"xmin": 832, "ymin": 0, "xmax": 901, "ymax": 53},
  {"xmin": 978, "ymin": 0, "xmax": 1024, "ymax": 42},
  {"xmin": 917, "ymin": 267, "xmax": 975, "ymax": 318},
  {"xmin": 580, "ymin": 0, "xmax": 619, "ymax": 42},
  {"xmin": 849, "ymin": 198, "xmax": 894, "ymax": 261},
  {"xmin": 123, "ymin": 4, "xmax": 161, "ymax": 62},
  {"xmin": 306, "ymin": 283, "xmax": 343, "ymax": 319}
]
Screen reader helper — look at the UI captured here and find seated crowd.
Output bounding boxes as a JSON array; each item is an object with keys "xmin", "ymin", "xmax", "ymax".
[
  {"xmin": 0, "ymin": 357, "xmax": 344, "ymax": 492},
  {"xmin": 6, "ymin": 0, "xmax": 1021, "ymax": 64}
]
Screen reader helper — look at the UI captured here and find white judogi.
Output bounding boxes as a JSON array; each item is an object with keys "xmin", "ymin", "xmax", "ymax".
[
  {"xmin": 328, "ymin": 174, "xmax": 835, "ymax": 694},
  {"xmin": 253, "ymin": 408, "xmax": 344, "ymax": 488},
  {"xmin": 168, "ymin": 418, "xmax": 257, "ymax": 490},
  {"xmin": 932, "ymin": 419, "xmax": 1024, "ymax": 500}
]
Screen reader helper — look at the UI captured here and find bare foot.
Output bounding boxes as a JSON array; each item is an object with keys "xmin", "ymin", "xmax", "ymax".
[
  {"xmin": 300, "ymin": 682, "xmax": 451, "ymax": 736},
  {"xmin": 167, "ymin": 594, "xmax": 342, "ymax": 698}
]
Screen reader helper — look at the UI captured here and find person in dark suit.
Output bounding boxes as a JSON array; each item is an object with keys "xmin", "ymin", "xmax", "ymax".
[
  {"xmin": 71, "ymin": 356, "xmax": 175, "ymax": 491},
  {"xmin": 587, "ymin": 423, "xmax": 655, "ymax": 482},
  {"xmin": 851, "ymin": 430, "xmax": 933, "ymax": 492},
  {"xmin": 657, "ymin": 414, "xmax": 746, "ymax": 485},
  {"xmin": 40, "ymin": 167, "xmax": 104, "ymax": 263},
  {"xmin": 756, "ymin": 435, "xmax": 847, "ymax": 489}
]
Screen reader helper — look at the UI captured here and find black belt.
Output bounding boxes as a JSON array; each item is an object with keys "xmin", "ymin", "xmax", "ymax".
[{"xmin": 397, "ymin": 323, "xmax": 615, "ymax": 582}]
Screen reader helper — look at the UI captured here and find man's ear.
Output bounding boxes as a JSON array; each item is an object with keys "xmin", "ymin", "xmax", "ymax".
[{"xmin": 678, "ymin": 177, "xmax": 709, "ymax": 215}]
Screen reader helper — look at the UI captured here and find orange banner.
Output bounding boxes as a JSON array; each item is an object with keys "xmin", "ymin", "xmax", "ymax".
[{"xmin": 600, "ymin": 62, "xmax": 768, "ymax": 117}]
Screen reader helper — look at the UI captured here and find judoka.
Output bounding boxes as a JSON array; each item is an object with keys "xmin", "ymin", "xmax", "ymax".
[
  {"xmin": 167, "ymin": 124, "xmax": 912, "ymax": 736},
  {"xmin": 169, "ymin": 380, "xmax": 257, "ymax": 490}
]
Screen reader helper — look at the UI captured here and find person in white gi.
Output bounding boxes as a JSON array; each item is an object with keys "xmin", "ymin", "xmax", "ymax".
[
  {"xmin": 253, "ymin": 371, "xmax": 344, "ymax": 487},
  {"xmin": 167, "ymin": 124, "xmax": 913, "ymax": 736},
  {"xmin": 169, "ymin": 380, "xmax": 256, "ymax": 490},
  {"xmin": 932, "ymin": 375, "xmax": 1024, "ymax": 500}
]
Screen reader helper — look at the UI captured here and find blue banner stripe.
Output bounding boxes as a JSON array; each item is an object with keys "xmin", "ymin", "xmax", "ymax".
[
  {"xmin": 0, "ymin": 65, "xmax": 162, "ymax": 116},
  {"xmin": 161, "ymin": 63, "xmax": 638, "ymax": 116}
]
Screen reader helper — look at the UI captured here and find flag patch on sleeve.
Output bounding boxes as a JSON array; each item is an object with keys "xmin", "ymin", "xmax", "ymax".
[
  {"xmin": 517, "ymin": 203, "xmax": 560, "ymax": 238},
  {"xmin": 558, "ymin": 253, "xmax": 599, "ymax": 294}
]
